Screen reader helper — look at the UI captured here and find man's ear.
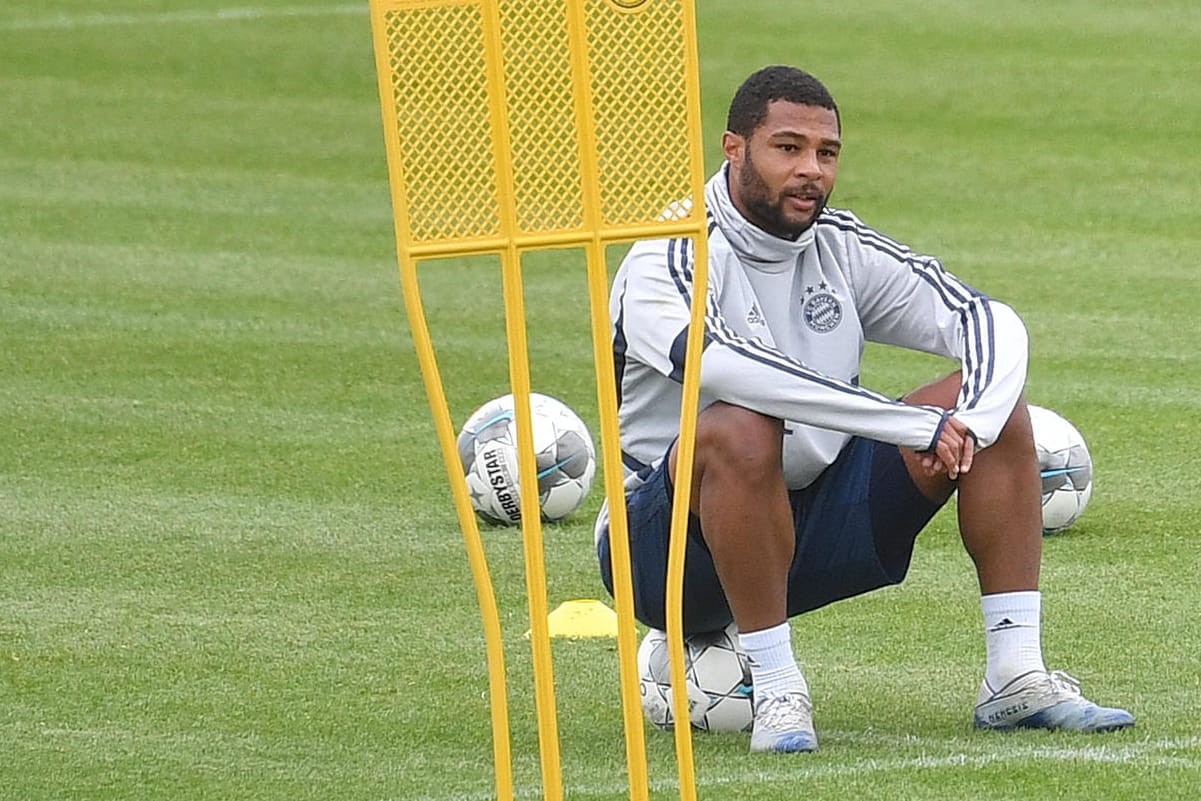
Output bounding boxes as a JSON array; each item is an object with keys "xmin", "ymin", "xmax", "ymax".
[{"xmin": 722, "ymin": 130, "xmax": 744, "ymax": 165}]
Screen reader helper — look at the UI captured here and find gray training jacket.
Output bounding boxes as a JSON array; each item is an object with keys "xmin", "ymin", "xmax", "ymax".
[{"xmin": 607, "ymin": 163, "xmax": 1028, "ymax": 493}]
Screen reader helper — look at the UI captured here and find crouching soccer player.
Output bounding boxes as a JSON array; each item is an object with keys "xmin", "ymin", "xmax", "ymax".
[{"xmin": 594, "ymin": 65, "xmax": 1134, "ymax": 753}]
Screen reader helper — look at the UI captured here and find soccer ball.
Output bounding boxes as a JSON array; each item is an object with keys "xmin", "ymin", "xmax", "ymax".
[
  {"xmin": 456, "ymin": 393, "xmax": 596, "ymax": 525},
  {"xmin": 1029, "ymin": 404, "xmax": 1094, "ymax": 535},
  {"xmin": 637, "ymin": 624, "xmax": 754, "ymax": 733}
]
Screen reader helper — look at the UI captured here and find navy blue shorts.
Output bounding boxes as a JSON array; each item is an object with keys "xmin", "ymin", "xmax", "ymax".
[{"xmin": 597, "ymin": 437, "xmax": 945, "ymax": 633}]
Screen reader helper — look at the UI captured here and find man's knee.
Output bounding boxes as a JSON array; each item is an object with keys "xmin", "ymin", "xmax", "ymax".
[
  {"xmin": 903, "ymin": 371, "xmax": 963, "ymax": 410},
  {"xmin": 905, "ymin": 372, "xmax": 1033, "ymax": 446},
  {"xmin": 997, "ymin": 395, "xmax": 1035, "ymax": 449},
  {"xmin": 693, "ymin": 402, "xmax": 783, "ymax": 473},
  {"xmin": 669, "ymin": 403, "xmax": 784, "ymax": 510}
]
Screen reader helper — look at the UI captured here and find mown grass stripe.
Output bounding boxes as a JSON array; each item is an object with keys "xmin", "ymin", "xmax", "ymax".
[{"xmin": 0, "ymin": 4, "xmax": 364, "ymax": 31}]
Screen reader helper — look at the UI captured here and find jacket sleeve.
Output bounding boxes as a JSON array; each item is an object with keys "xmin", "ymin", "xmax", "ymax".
[
  {"xmin": 834, "ymin": 211, "xmax": 1028, "ymax": 447},
  {"xmin": 617, "ymin": 236, "xmax": 950, "ymax": 452}
]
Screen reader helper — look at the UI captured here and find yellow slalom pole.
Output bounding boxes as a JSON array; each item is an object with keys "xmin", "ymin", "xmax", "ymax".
[
  {"xmin": 585, "ymin": 238, "xmax": 650, "ymax": 801},
  {"xmin": 564, "ymin": 3, "xmax": 651, "ymax": 799},
  {"xmin": 665, "ymin": 3, "xmax": 710, "ymax": 798},
  {"xmin": 479, "ymin": 0, "xmax": 565, "ymax": 796},
  {"xmin": 663, "ymin": 236, "xmax": 707, "ymax": 801},
  {"xmin": 500, "ymin": 246, "xmax": 565, "ymax": 801},
  {"xmin": 367, "ymin": 2, "xmax": 517, "ymax": 797},
  {"xmin": 395, "ymin": 253, "xmax": 516, "ymax": 801}
]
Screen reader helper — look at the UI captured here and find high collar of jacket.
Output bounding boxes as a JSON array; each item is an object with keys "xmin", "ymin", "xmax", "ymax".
[{"xmin": 705, "ymin": 163, "xmax": 815, "ymax": 274}]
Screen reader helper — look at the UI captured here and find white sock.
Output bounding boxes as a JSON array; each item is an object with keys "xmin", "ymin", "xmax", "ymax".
[
  {"xmin": 981, "ymin": 591, "xmax": 1047, "ymax": 688},
  {"xmin": 737, "ymin": 622, "xmax": 808, "ymax": 701}
]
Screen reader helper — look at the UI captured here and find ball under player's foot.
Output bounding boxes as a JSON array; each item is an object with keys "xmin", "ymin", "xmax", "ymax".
[
  {"xmin": 748, "ymin": 691, "xmax": 819, "ymax": 753},
  {"xmin": 974, "ymin": 670, "xmax": 1135, "ymax": 732}
]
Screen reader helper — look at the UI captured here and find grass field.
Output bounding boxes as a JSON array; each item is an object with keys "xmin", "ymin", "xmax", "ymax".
[{"xmin": 2, "ymin": 1, "xmax": 1199, "ymax": 800}]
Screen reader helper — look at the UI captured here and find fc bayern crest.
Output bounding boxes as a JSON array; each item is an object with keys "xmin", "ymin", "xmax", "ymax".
[{"xmin": 802, "ymin": 284, "xmax": 843, "ymax": 333}]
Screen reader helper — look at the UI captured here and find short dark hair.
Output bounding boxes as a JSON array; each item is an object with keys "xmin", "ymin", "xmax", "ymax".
[{"xmin": 726, "ymin": 65, "xmax": 840, "ymax": 136}]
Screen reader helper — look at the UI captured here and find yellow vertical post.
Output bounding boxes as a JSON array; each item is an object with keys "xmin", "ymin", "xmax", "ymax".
[
  {"xmin": 368, "ymin": 2, "xmax": 711, "ymax": 799},
  {"xmin": 663, "ymin": 3, "xmax": 710, "ymax": 798},
  {"xmin": 561, "ymin": 3, "xmax": 648, "ymax": 797},
  {"xmin": 478, "ymin": 0, "xmax": 567, "ymax": 795}
]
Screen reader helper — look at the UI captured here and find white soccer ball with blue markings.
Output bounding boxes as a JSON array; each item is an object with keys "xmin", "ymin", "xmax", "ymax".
[
  {"xmin": 456, "ymin": 393, "xmax": 596, "ymax": 525},
  {"xmin": 1029, "ymin": 404, "xmax": 1094, "ymax": 535},
  {"xmin": 638, "ymin": 624, "xmax": 754, "ymax": 733}
]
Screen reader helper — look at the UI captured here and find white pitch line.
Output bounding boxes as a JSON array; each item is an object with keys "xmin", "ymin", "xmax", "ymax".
[
  {"xmin": 401, "ymin": 733, "xmax": 1201, "ymax": 801},
  {"xmin": 0, "ymin": 4, "xmax": 364, "ymax": 31}
]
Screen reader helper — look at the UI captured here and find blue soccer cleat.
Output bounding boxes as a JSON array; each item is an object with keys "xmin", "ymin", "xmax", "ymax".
[
  {"xmin": 749, "ymin": 691, "xmax": 819, "ymax": 753},
  {"xmin": 974, "ymin": 670, "xmax": 1135, "ymax": 732}
]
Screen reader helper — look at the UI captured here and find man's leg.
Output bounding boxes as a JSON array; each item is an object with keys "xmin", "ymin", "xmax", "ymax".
[
  {"xmin": 899, "ymin": 372, "xmax": 1134, "ymax": 733},
  {"xmin": 668, "ymin": 401, "xmax": 816, "ymax": 753},
  {"xmin": 897, "ymin": 373, "xmax": 1043, "ymax": 595},
  {"xmin": 669, "ymin": 402, "xmax": 793, "ymax": 631}
]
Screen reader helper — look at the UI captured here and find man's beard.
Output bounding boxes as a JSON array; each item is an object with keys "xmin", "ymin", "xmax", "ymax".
[{"xmin": 735, "ymin": 151, "xmax": 827, "ymax": 240}]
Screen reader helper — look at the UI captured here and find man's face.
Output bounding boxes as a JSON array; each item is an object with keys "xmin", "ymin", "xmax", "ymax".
[{"xmin": 723, "ymin": 101, "xmax": 841, "ymax": 239}]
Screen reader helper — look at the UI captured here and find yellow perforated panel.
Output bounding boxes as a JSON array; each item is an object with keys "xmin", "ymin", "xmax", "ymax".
[
  {"xmin": 584, "ymin": 0, "xmax": 693, "ymax": 227},
  {"xmin": 374, "ymin": 0, "xmax": 703, "ymax": 249},
  {"xmin": 498, "ymin": 0, "xmax": 586, "ymax": 234},
  {"xmin": 382, "ymin": 3, "xmax": 502, "ymax": 244}
]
